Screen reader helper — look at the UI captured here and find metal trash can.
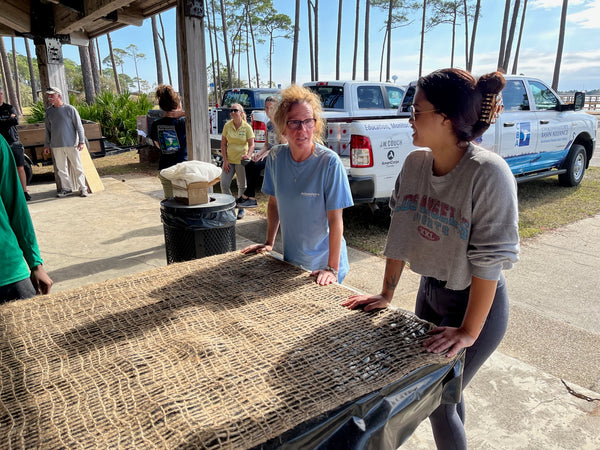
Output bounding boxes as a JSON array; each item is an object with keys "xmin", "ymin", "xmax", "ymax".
[{"xmin": 160, "ymin": 194, "xmax": 236, "ymax": 264}]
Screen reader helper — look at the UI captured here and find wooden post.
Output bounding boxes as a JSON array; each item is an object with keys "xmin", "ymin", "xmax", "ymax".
[
  {"xmin": 34, "ymin": 38, "xmax": 70, "ymax": 107},
  {"xmin": 176, "ymin": 0, "xmax": 210, "ymax": 163}
]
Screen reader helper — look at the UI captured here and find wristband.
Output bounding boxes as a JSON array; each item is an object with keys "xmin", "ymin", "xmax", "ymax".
[{"xmin": 325, "ymin": 266, "xmax": 338, "ymax": 280}]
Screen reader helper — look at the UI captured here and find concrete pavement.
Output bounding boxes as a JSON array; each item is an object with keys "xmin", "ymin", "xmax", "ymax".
[{"xmin": 25, "ymin": 169, "xmax": 600, "ymax": 449}]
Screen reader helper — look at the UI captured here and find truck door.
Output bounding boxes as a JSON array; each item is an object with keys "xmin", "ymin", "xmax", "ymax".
[
  {"xmin": 495, "ymin": 78, "xmax": 538, "ymax": 175},
  {"xmin": 527, "ymin": 79, "xmax": 572, "ymax": 172}
]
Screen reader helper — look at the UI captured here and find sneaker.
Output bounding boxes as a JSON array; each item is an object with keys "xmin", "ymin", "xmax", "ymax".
[
  {"xmin": 237, "ymin": 198, "xmax": 258, "ymax": 208},
  {"xmin": 237, "ymin": 208, "xmax": 245, "ymax": 220},
  {"xmin": 80, "ymin": 189, "xmax": 88, "ymax": 197},
  {"xmin": 24, "ymin": 192, "xmax": 32, "ymax": 201},
  {"xmin": 235, "ymin": 196, "xmax": 246, "ymax": 205},
  {"xmin": 56, "ymin": 189, "xmax": 72, "ymax": 198}
]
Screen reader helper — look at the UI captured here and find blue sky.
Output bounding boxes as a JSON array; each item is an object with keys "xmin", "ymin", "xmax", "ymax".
[{"xmin": 7, "ymin": 0, "xmax": 600, "ymax": 92}]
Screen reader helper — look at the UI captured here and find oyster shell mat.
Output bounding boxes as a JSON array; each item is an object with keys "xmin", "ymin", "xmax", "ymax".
[{"xmin": 0, "ymin": 252, "xmax": 453, "ymax": 448}]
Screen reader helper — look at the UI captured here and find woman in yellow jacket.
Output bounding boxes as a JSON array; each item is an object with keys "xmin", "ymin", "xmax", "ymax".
[{"xmin": 220, "ymin": 103, "xmax": 255, "ymax": 219}]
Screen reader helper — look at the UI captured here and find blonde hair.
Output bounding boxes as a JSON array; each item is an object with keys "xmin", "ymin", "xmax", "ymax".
[{"xmin": 273, "ymin": 84, "xmax": 325, "ymax": 145}]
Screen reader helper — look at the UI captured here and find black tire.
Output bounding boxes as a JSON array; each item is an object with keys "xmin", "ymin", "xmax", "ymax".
[
  {"xmin": 558, "ymin": 144, "xmax": 586, "ymax": 187},
  {"xmin": 23, "ymin": 155, "xmax": 33, "ymax": 186}
]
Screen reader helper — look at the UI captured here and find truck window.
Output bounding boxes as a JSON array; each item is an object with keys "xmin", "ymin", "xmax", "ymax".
[
  {"xmin": 357, "ymin": 86, "xmax": 385, "ymax": 109},
  {"xmin": 502, "ymin": 80, "xmax": 530, "ymax": 111},
  {"xmin": 307, "ymin": 86, "xmax": 344, "ymax": 109},
  {"xmin": 385, "ymin": 86, "xmax": 405, "ymax": 109},
  {"xmin": 528, "ymin": 80, "xmax": 560, "ymax": 111},
  {"xmin": 222, "ymin": 90, "xmax": 251, "ymax": 108}
]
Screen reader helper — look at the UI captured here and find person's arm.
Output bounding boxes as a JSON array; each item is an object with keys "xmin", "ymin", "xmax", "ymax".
[
  {"xmin": 310, "ymin": 208, "xmax": 343, "ymax": 285},
  {"xmin": 241, "ymin": 195, "xmax": 280, "ymax": 254},
  {"xmin": 220, "ymin": 132, "xmax": 230, "ymax": 173},
  {"xmin": 342, "ymin": 258, "xmax": 406, "ymax": 310},
  {"xmin": 4, "ymin": 105, "xmax": 19, "ymax": 126},
  {"xmin": 44, "ymin": 110, "xmax": 51, "ymax": 154},
  {"xmin": 243, "ymin": 138, "xmax": 255, "ymax": 159},
  {"xmin": 165, "ymin": 109, "xmax": 185, "ymax": 119},
  {"xmin": 73, "ymin": 108, "xmax": 86, "ymax": 151},
  {"xmin": 423, "ymin": 276, "xmax": 497, "ymax": 358},
  {"xmin": 30, "ymin": 264, "xmax": 53, "ymax": 295}
]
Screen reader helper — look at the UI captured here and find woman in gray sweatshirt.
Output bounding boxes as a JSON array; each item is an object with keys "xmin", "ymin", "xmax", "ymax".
[{"xmin": 343, "ymin": 68, "xmax": 519, "ymax": 449}]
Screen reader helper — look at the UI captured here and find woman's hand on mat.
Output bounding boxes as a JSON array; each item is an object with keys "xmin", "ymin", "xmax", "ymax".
[
  {"xmin": 241, "ymin": 243, "xmax": 273, "ymax": 255},
  {"xmin": 342, "ymin": 294, "xmax": 390, "ymax": 311},
  {"xmin": 423, "ymin": 326, "xmax": 475, "ymax": 358},
  {"xmin": 309, "ymin": 269, "xmax": 337, "ymax": 286}
]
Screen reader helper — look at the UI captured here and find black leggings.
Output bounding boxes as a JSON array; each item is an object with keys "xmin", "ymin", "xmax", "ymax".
[
  {"xmin": 0, "ymin": 277, "xmax": 37, "ymax": 304},
  {"xmin": 415, "ymin": 275, "xmax": 509, "ymax": 450},
  {"xmin": 243, "ymin": 159, "xmax": 266, "ymax": 198}
]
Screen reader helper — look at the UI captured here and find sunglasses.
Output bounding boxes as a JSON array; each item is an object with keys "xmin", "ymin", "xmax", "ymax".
[
  {"xmin": 230, "ymin": 109, "xmax": 240, "ymax": 113},
  {"xmin": 286, "ymin": 118, "xmax": 317, "ymax": 130},
  {"xmin": 410, "ymin": 105, "xmax": 439, "ymax": 121}
]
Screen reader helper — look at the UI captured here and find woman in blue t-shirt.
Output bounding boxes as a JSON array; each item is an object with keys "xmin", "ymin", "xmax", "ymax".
[{"xmin": 241, "ymin": 85, "xmax": 353, "ymax": 285}]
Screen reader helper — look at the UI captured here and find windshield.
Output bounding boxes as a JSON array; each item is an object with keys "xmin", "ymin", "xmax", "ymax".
[
  {"xmin": 221, "ymin": 90, "xmax": 279, "ymax": 109},
  {"xmin": 307, "ymin": 85, "xmax": 345, "ymax": 109}
]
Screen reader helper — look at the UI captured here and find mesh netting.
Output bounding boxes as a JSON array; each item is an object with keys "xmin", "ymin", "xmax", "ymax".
[{"xmin": 0, "ymin": 252, "xmax": 453, "ymax": 448}]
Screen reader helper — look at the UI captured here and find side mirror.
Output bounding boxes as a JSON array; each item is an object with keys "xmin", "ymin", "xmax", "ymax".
[{"xmin": 573, "ymin": 91, "xmax": 585, "ymax": 111}]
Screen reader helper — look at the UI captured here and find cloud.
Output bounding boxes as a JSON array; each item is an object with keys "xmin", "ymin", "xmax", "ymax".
[
  {"xmin": 568, "ymin": 2, "xmax": 600, "ymax": 29},
  {"xmin": 530, "ymin": 0, "xmax": 586, "ymax": 9}
]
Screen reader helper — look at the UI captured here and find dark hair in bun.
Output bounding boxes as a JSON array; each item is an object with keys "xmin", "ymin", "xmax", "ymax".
[
  {"xmin": 155, "ymin": 84, "xmax": 180, "ymax": 112},
  {"xmin": 417, "ymin": 68, "xmax": 505, "ymax": 143}
]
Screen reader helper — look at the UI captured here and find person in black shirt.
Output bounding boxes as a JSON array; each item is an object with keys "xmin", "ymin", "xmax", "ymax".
[{"xmin": 0, "ymin": 87, "xmax": 30, "ymax": 200}]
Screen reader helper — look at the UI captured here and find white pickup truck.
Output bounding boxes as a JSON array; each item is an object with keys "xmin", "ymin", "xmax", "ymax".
[{"xmin": 324, "ymin": 76, "xmax": 597, "ymax": 204}]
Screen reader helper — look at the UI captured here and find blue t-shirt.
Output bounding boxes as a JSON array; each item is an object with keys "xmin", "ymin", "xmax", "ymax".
[{"xmin": 262, "ymin": 143, "xmax": 354, "ymax": 281}]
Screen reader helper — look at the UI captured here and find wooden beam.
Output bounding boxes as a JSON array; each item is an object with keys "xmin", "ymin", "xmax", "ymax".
[
  {"xmin": 54, "ymin": 0, "xmax": 134, "ymax": 34},
  {"xmin": 176, "ymin": 0, "xmax": 210, "ymax": 163},
  {"xmin": 0, "ymin": 0, "xmax": 31, "ymax": 34},
  {"xmin": 111, "ymin": 7, "xmax": 145, "ymax": 27},
  {"xmin": 0, "ymin": 24, "xmax": 16, "ymax": 37}
]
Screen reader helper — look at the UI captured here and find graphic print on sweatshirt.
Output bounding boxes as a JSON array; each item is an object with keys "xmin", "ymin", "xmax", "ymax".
[{"xmin": 395, "ymin": 193, "xmax": 470, "ymax": 241}]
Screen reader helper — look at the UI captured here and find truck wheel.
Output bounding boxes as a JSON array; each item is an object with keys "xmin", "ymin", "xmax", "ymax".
[
  {"xmin": 558, "ymin": 144, "xmax": 586, "ymax": 187},
  {"xmin": 24, "ymin": 155, "xmax": 33, "ymax": 186}
]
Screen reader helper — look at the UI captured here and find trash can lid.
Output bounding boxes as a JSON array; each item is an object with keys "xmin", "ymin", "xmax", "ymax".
[{"xmin": 160, "ymin": 193, "xmax": 236, "ymax": 213}]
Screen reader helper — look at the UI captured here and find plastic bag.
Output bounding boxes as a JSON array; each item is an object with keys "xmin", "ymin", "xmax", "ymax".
[{"xmin": 160, "ymin": 160, "xmax": 222, "ymax": 183}]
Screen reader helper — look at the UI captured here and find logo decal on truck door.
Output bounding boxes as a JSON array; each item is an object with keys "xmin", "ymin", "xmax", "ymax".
[{"xmin": 516, "ymin": 122, "xmax": 531, "ymax": 147}]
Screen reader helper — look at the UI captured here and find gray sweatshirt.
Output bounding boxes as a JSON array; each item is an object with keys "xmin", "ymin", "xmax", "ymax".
[
  {"xmin": 44, "ymin": 104, "xmax": 85, "ymax": 148},
  {"xmin": 384, "ymin": 144, "xmax": 520, "ymax": 290}
]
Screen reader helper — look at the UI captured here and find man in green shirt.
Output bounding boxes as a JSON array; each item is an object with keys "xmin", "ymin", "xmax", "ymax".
[{"xmin": 0, "ymin": 135, "xmax": 53, "ymax": 302}]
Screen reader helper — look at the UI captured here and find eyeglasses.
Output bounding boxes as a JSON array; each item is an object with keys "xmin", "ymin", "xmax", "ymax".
[
  {"xmin": 286, "ymin": 118, "xmax": 317, "ymax": 130},
  {"xmin": 230, "ymin": 109, "xmax": 240, "ymax": 113},
  {"xmin": 410, "ymin": 105, "xmax": 439, "ymax": 121}
]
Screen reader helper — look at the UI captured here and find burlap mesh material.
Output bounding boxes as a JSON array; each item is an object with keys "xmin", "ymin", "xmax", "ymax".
[{"xmin": 0, "ymin": 252, "xmax": 454, "ymax": 448}]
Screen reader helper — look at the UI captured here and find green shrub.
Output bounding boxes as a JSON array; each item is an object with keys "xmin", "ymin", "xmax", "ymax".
[{"xmin": 26, "ymin": 92, "xmax": 154, "ymax": 147}]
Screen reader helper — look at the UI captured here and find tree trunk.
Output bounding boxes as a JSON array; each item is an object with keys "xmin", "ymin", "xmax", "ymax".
[
  {"xmin": 379, "ymin": 28, "xmax": 387, "ymax": 82},
  {"xmin": 219, "ymin": 0, "xmax": 233, "ymax": 87},
  {"xmin": 0, "ymin": 56, "xmax": 7, "ymax": 96},
  {"xmin": 11, "ymin": 37, "xmax": 22, "ymax": 113},
  {"xmin": 209, "ymin": 3, "xmax": 221, "ymax": 97},
  {"xmin": 107, "ymin": 33, "xmax": 121, "ymax": 94},
  {"xmin": 497, "ymin": 0, "xmax": 511, "ymax": 70},
  {"xmin": 450, "ymin": 10, "xmax": 456, "ymax": 67},
  {"xmin": 24, "ymin": 38, "xmax": 38, "ymax": 102},
  {"xmin": 364, "ymin": 0, "xmax": 370, "ymax": 80},
  {"xmin": 352, "ymin": 0, "xmax": 360, "ymax": 80},
  {"xmin": 308, "ymin": 0, "xmax": 314, "ymax": 81},
  {"xmin": 158, "ymin": 14, "xmax": 173, "ymax": 86},
  {"xmin": 314, "ymin": 0, "xmax": 319, "ymax": 81},
  {"xmin": 467, "ymin": 0, "xmax": 480, "ymax": 72},
  {"xmin": 418, "ymin": 0, "xmax": 427, "ymax": 78},
  {"xmin": 502, "ymin": 0, "xmax": 521, "ymax": 72},
  {"xmin": 205, "ymin": 0, "xmax": 218, "ymax": 103},
  {"xmin": 336, "ymin": 0, "xmax": 343, "ymax": 80},
  {"xmin": 248, "ymin": 1, "xmax": 260, "ymax": 87},
  {"xmin": 512, "ymin": 0, "xmax": 528, "ymax": 75},
  {"xmin": 0, "ymin": 39, "xmax": 19, "ymax": 113},
  {"xmin": 79, "ymin": 45, "xmax": 95, "ymax": 103},
  {"xmin": 152, "ymin": 15, "xmax": 164, "ymax": 85},
  {"xmin": 88, "ymin": 41, "xmax": 101, "ymax": 94},
  {"xmin": 463, "ymin": 0, "xmax": 469, "ymax": 69},
  {"xmin": 385, "ymin": 0, "xmax": 392, "ymax": 82},
  {"xmin": 552, "ymin": 0, "xmax": 568, "ymax": 91},
  {"xmin": 95, "ymin": 39, "xmax": 103, "ymax": 74},
  {"xmin": 291, "ymin": 0, "xmax": 300, "ymax": 83},
  {"xmin": 245, "ymin": 11, "xmax": 251, "ymax": 87}
]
